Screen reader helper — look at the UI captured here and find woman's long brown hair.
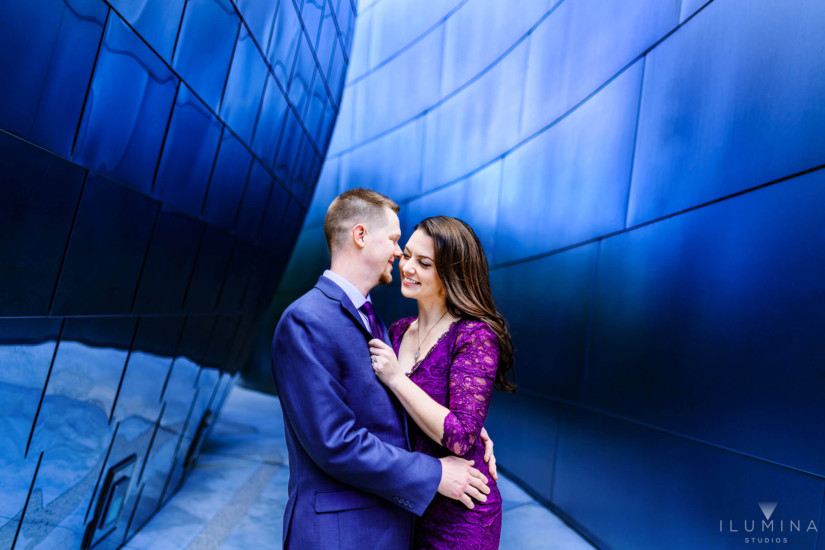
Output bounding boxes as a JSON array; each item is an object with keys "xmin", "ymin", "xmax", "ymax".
[{"xmin": 416, "ymin": 216, "xmax": 516, "ymax": 392}]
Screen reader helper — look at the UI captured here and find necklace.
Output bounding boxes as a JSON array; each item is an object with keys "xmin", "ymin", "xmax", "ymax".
[{"xmin": 415, "ymin": 310, "xmax": 449, "ymax": 361}]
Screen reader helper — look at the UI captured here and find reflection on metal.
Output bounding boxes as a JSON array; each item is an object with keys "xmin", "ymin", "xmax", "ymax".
[
  {"xmin": 82, "ymin": 455, "xmax": 137, "ymax": 549},
  {"xmin": 183, "ymin": 410, "xmax": 213, "ymax": 472},
  {"xmin": 0, "ymin": 0, "xmax": 354, "ymax": 547}
]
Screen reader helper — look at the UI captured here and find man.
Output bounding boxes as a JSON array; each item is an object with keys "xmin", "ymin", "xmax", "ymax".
[{"xmin": 271, "ymin": 189, "xmax": 490, "ymax": 549}]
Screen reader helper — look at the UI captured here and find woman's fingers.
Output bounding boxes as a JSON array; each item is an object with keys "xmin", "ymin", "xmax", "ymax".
[{"xmin": 369, "ymin": 338, "xmax": 391, "ymax": 350}]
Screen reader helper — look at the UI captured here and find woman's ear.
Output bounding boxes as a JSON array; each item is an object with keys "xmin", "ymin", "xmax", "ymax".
[{"xmin": 351, "ymin": 224, "xmax": 367, "ymax": 248}]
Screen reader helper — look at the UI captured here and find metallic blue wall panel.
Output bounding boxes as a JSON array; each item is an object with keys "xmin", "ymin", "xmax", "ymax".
[
  {"xmin": 405, "ymin": 159, "xmax": 501, "ymax": 254},
  {"xmin": 302, "ymin": 0, "xmax": 325, "ymax": 47},
  {"xmin": 182, "ymin": 227, "xmax": 236, "ymax": 313},
  {"xmin": 290, "ymin": 139, "xmax": 322, "ymax": 205},
  {"xmin": 0, "ymin": 319, "xmax": 62, "ymax": 457},
  {"xmin": 553, "ymin": 406, "xmax": 824, "ymax": 550},
  {"xmin": 496, "ymin": 61, "xmax": 642, "ymax": 263},
  {"xmin": 307, "ymin": 157, "xmax": 340, "ymax": 226},
  {"xmin": 628, "ymin": 0, "xmax": 825, "ymax": 225},
  {"xmin": 235, "ymin": 0, "xmax": 279, "ymax": 51},
  {"xmin": 680, "ymin": 0, "xmax": 709, "ymax": 23},
  {"xmin": 305, "ymin": 72, "xmax": 329, "ymax": 141},
  {"xmin": 327, "ymin": 38, "xmax": 348, "ymax": 107},
  {"xmin": 267, "ymin": 0, "xmax": 303, "ymax": 88},
  {"xmin": 202, "ymin": 129, "xmax": 253, "ymax": 230},
  {"xmin": 73, "ymin": 16, "xmax": 178, "ymax": 194},
  {"xmin": 0, "ymin": 458, "xmax": 38, "ymax": 547},
  {"xmin": 586, "ymin": 169, "xmax": 825, "ymax": 474},
  {"xmin": 172, "ymin": 0, "xmax": 238, "ymax": 111},
  {"xmin": 440, "ymin": 0, "xmax": 553, "ymax": 97},
  {"xmin": 315, "ymin": 1, "xmax": 338, "ymax": 80},
  {"xmin": 520, "ymin": 0, "xmax": 679, "ymax": 139},
  {"xmin": 108, "ymin": 0, "xmax": 186, "ymax": 62},
  {"xmin": 29, "ymin": 318, "xmax": 136, "ymax": 455},
  {"xmin": 221, "ymin": 27, "xmax": 269, "ymax": 145},
  {"xmin": 421, "ymin": 37, "xmax": 524, "ymax": 191},
  {"xmin": 218, "ymin": 241, "xmax": 257, "ymax": 313},
  {"xmin": 340, "ymin": 118, "xmax": 424, "ymax": 202},
  {"xmin": 355, "ymin": 24, "xmax": 445, "ymax": 146},
  {"xmin": 52, "ymin": 174, "xmax": 158, "ymax": 315},
  {"xmin": 235, "ymin": 161, "xmax": 273, "ymax": 242},
  {"xmin": 363, "ymin": 0, "xmax": 458, "ymax": 75},
  {"xmin": 491, "ymin": 244, "xmax": 597, "ymax": 400},
  {"xmin": 258, "ymin": 184, "xmax": 292, "ymax": 254},
  {"xmin": 0, "ymin": 134, "xmax": 85, "ymax": 315},
  {"xmin": 288, "ymin": 37, "xmax": 316, "ymax": 119},
  {"xmin": 0, "ymin": 0, "xmax": 107, "ymax": 157},
  {"xmin": 132, "ymin": 208, "xmax": 202, "ymax": 314},
  {"xmin": 253, "ymin": 75, "xmax": 290, "ymax": 168},
  {"xmin": 153, "ymin": 85, "xmax": 223, "ymax": 215},
  {"xmin": 274, "ymin": 109, "xmax": 303, "ymax": 180},
  {"xmin": 485, "ymin": 392, "xmax": 560, "ymax": 503}
]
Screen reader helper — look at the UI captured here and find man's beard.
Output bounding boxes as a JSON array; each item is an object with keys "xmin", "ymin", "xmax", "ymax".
[{"xmin": 378, "ymin": 269, "xmax": 392, "ymax": 286}]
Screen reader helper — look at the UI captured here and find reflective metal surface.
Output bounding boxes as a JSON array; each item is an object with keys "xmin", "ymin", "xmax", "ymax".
[
  {"xmin": 0, "ymin": 0, "xmax": 353, "ymax": 547},
  {"xmin": 274, "ymin": 0, "xmax": 825, "ymax": 548}
]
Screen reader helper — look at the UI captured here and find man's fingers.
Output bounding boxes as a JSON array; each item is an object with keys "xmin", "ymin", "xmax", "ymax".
[
  {"xmin": 469, "ymin": 467, "xmax": 488, "ymax": 485},
  {"xmin": 488, "ymin": 454, "xmax": 498, "ymax": 481},
  {"xmin": 465, "ymin": 486, "xmax": 488, "ymax": 503},
  {"xmin": 460, "ymin": 494, "xmax": 475, "ymax": 510},
  {"xmin": 468, "ymin": 473, "xmax": 490, "ymax": 494}
]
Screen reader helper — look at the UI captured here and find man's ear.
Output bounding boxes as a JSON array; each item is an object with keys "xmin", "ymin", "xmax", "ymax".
[{"xmin": 352, "ymin": 224, "xmax": 367, "ymax": 248}]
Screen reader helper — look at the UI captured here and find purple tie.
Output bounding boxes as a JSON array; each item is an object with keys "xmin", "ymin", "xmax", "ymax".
[{"xmin": 359, "ymin": 301, "xmax": 385, "ymax": 341}]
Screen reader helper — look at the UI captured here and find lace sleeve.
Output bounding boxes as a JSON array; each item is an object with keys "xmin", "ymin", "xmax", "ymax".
[{"xmin": 441, "ymin": 321, "xmax": 499, "ymax": 456}]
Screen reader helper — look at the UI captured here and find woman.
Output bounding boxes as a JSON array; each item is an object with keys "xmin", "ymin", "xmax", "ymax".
[{"xmin": 369, "ymin": 216, "xmax": 516, "ymax": 550}]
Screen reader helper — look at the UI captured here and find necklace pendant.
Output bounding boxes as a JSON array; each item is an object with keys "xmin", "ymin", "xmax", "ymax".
[{"xmin": 414, "ymin": 348, "xmax": 420, "ymax": 361}]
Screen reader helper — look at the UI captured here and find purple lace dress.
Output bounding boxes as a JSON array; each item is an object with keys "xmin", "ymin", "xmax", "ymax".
[{"xmin": 390, "ymin": 317, "xmax": 502, "ymax": 550}]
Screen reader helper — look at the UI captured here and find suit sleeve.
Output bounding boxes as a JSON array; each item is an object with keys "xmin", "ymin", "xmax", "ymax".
[{"xmin": 271, "ymin": 305, "xmax": 441, "ymax": 516}]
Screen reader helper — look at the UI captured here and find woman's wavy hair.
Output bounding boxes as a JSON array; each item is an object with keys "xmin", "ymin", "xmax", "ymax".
[{"xmin": 416, "ymin": 216, "xmax": 515, "ymax": 392}]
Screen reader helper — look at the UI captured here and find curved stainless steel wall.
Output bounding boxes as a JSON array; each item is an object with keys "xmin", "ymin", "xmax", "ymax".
[
  {"xmin": 273, "ymin": 0, "xmax": 825, "ymax": 548},
  {"xmin": 0, "ymin": 0, "xmax": 354, "ymax": 548}
]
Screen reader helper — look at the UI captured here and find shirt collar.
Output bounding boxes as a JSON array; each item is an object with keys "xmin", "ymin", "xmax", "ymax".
[{"xmin": 322, "ymin": 269, "xmax": 371, "ymax": 309}]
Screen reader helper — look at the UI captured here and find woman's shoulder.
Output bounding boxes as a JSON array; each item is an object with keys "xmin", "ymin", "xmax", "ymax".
[
  {"xmin": 452, "ymin": 318, "xmax": 498, "ymax": 347},
  {"xmin": 455, "ymin": 318, "xmax": 496, "ymax": 338}
]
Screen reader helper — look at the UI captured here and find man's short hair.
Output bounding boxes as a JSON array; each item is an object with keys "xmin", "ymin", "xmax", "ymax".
[{"xmin": 324, "ymin": 188, "xmax": 400, "ymax": 252}]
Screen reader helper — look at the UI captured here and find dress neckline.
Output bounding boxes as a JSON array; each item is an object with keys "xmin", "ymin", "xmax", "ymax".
[{"xmin": 400, "ymin": 318, "xmax": 460, "ymax": 377}]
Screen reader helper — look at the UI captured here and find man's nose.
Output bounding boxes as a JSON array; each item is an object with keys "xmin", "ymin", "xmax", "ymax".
[{"xmin": 393, "ymin": 244, "xmax": 402, "ymax": 257}]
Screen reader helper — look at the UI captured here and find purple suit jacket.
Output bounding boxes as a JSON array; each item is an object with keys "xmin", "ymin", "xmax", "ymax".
[{"xmin": 271, "ymin": 276, "xmax": 441, "ymax": 549}]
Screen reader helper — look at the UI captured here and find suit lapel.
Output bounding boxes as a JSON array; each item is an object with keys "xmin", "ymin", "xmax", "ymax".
[
  {"xmin": 315, "ymin": 276, "xmax": 373, "ymax": 340},
  {"xmin": 315, "ymin": 276, "xmax": 412, "ymax": 449}
]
